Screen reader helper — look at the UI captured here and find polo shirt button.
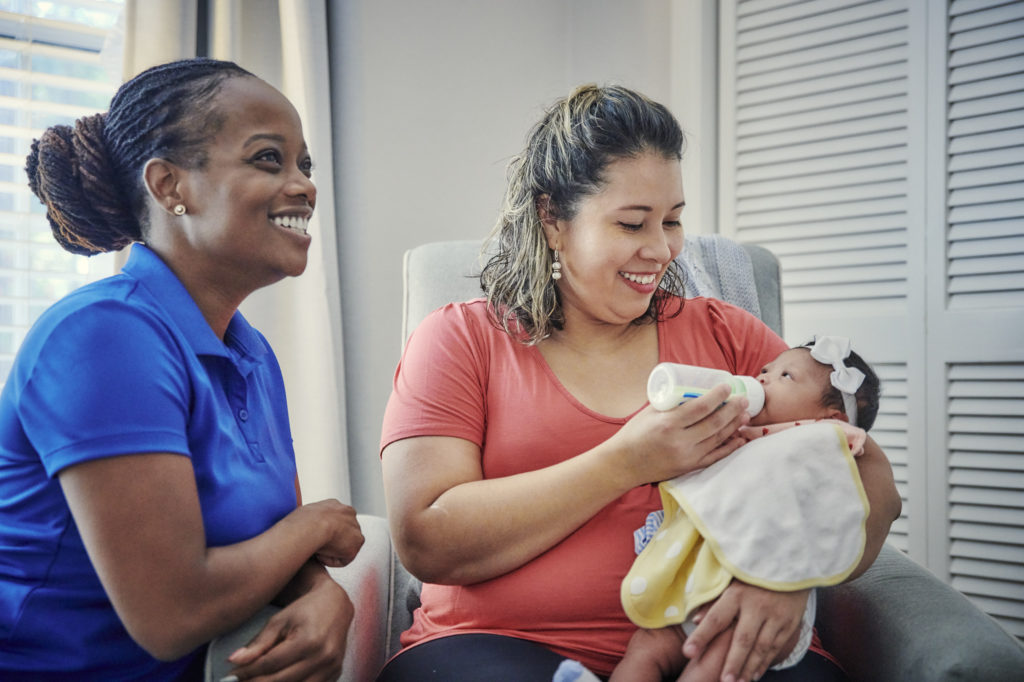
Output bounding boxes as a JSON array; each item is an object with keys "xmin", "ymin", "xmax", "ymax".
[{"xmin": 238, "ymin": 409, "xmax": 249, "ymax": 421}]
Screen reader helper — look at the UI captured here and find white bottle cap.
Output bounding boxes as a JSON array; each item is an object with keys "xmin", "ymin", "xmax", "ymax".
[{"xmin": 737, "ymin": 375, "xmax": 765, "ymax": 417}]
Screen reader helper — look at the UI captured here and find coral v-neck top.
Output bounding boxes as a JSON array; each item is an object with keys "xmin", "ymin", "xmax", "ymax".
[{"xmin": 381, "ymin": 296, "xmax": 786, "ymax": 676}]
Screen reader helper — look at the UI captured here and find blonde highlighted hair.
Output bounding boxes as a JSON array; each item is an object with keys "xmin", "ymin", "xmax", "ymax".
[{"xmin": 480, "ymin": 84, "xmax": 687, "ymax": 344}]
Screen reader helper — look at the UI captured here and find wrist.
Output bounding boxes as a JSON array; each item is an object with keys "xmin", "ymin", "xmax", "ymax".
[
  {"xmin": 275, "ymin": 559, "xmax": 331, "ymax": 604},
  {"xmin": 588, "ymin": 440, "xmax": 643, "ymax": 495}
]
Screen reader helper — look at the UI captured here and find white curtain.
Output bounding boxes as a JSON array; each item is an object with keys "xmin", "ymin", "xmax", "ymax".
[
  {"xmin": 118, "ymin": 0, "xmax": 197, "ymax": 74},
  {"xmin": 120, "ymin": 0, "xmax": 350, "ymax": 505}
]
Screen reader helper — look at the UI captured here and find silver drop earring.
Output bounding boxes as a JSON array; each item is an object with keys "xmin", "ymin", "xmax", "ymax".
[{"xmin": 551, "ymin": 250, "xmax": 562, "ymax": 281}]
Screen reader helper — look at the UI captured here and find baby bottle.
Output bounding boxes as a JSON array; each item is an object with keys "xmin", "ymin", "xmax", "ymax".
[{"xmin": 647, "ymin": 362, "xmax": 765, "ymax": 417}]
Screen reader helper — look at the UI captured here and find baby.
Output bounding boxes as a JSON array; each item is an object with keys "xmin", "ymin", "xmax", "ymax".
[{"xmin": 614, "ymin": 336, "xmax": 881, "ymax": 682}]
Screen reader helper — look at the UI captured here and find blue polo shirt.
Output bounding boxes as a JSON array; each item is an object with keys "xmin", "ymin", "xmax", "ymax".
[{"xmin": 0, "ymin": 244, "xmax": 298, "ymax": 680}]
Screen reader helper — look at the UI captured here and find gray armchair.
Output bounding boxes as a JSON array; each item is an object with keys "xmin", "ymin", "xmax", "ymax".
[{"xmin": 207, "ymin": 237, "xmax": 1024, "ymax": 681}]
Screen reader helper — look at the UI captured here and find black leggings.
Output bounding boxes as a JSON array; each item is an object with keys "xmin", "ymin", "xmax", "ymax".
[
  {"xmin": 376, "ymin": 634, "xmax": 572, "ymax": 682},
  {"xmin": 375, "ymin": 633, "xmax": 849, "ymax": 682}
]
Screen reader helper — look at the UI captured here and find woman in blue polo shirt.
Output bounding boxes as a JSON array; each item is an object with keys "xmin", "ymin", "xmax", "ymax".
[{"xmin": 0, "ymin": 58, "xmax": 363, "ymax": 680}]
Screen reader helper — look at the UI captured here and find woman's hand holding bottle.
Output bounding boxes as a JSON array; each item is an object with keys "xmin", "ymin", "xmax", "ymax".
[{"xmin": 612, "ymin": 383, "xmax": 750, "ymax": 487}]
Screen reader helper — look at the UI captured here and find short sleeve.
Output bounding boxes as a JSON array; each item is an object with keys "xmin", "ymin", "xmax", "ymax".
[
  {"xmin": 705, "ymin": 298, "xmax": 788, "ymax": 376},
  {"xmin": 15, "ymin": 300, "xmax": 191, "ymax": 476},
  {"xmin": 380, "ymin": 302, "xmax": 490, "ymax": 453}
]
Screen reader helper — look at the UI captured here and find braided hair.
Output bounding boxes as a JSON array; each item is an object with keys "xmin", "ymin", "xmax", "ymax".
[{"xmin": 25, "ymin": 58, "xmax": 254, "ymax": 255}]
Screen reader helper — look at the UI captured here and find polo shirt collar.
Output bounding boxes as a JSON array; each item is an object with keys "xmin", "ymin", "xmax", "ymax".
[{"xmin": 120, "ymin": 243, "xmax": 266, "ymax": 361}]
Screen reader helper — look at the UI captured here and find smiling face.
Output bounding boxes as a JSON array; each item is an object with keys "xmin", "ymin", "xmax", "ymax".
[
  {"xmin": 541, "ymin": 152, "xmax": 684, "ymax": 329},
  {"xmin": 751, "ymin": 347, "xmax": 843, "ymax": 426},
  {"xmin": 173, "ymin": 76, "xmax": 316, "ymax": 294}
]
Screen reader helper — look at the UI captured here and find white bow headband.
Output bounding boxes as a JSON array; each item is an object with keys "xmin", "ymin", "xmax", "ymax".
[{"xmin": 808, "ymin": 336, "xmax": 865, "ymax": 427}]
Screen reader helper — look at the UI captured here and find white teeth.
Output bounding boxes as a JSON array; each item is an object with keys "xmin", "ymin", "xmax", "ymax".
[
  {"xmin": 620, "ymin": 272, "xmax": 656, "ymax": 285},
  {"xmin": 272, "ymin": 215, "xmax": 309, "ymax": 235}
]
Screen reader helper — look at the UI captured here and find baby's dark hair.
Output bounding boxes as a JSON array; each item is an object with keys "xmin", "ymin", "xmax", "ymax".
[
  {"xmin": 25, "ymin": 57, "xmax": 253, "ymax": 255},
  {"xmin": 801, "ymin": 341, "xmax": 881, "ymax": 431}
]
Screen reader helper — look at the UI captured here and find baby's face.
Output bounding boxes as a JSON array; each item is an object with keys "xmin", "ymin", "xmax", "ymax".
[{"xmin": 750, "ymin": 348, "xmax": 837, "ymax": 426}]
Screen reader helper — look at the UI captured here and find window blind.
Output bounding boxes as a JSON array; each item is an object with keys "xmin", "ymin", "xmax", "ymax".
[{"xmin": 0, "ymin": 1, "xmax": 123, "ymax": 383}]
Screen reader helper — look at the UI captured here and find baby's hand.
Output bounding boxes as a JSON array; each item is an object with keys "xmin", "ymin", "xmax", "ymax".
[
  {"xmin": 736, "ymin": 424, "xmax": 768, "ymax": 442},
  {"xmin": 678, "ymin": 626, "xmax": 730, "ymax": 682}
]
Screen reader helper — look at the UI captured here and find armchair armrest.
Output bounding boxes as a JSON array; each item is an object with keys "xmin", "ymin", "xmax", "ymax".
[
  {"xmin": 816, "ymin": 543, "xmax": 1024, "ymax": 681},
  {"xmin": 205, "ymin": 514, "xmax": 417, "ymax": 682},
  {"xmin": 329, "ymin": 514, "xmax": 421, "ymax": 678}
]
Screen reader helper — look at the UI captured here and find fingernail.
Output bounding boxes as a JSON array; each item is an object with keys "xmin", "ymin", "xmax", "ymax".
[{"xmin": 220, "ymin": 676, "xmax": 239, "ymax": 682}]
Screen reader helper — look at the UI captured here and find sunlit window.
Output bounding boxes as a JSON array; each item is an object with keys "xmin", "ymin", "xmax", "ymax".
[{"xmin": 0, "ymin": 0, "xmax": 124, "ymax": 383}]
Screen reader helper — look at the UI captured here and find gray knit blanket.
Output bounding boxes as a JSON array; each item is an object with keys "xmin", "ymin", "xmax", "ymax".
[{"xmin": 676, "ymin": 234, "xmax": 762, "ymax": 320}]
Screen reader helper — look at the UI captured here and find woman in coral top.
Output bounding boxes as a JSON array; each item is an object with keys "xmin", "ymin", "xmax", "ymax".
[{"xmin": 378, "ymin": 84, "xmax": 901, "ymax": 682}]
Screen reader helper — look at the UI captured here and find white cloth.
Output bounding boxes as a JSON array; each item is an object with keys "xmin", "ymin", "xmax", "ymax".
[
  {"xmin": 622, "ymin": 422, "xmax": 869, "ymax": 632},
  {"xmin": 663, "ymin": 422, "xmax": 868, "ymax": 588}
]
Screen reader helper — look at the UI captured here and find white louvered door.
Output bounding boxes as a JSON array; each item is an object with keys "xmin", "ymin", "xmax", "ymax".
[
  {"xmin": 717, "ymin": 0, "xmax": 1024, "ymax": 640},
  {"xmin": 718, "ymin": 0, "xmax": 921, "ymax": 555},
  {"xmin": 929, "ymin": 0, "xmax": 1024, "ymax": 641}
]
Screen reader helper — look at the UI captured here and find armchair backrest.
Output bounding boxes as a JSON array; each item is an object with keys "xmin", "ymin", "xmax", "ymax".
[{"xmin": 402, "ymin": 236, "xmax": 782, "ymax": 341}]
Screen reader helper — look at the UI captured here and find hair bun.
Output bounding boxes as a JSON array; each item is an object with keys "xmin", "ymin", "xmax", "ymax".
[{"xmin": 25, "ymin": 113, "xmax": 139, "ymax": 254}]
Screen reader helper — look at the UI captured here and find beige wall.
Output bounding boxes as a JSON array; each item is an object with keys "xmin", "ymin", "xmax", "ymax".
[{"xmin": 329, "ymin": 0, "xmax": 677, "ymax": 514}]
